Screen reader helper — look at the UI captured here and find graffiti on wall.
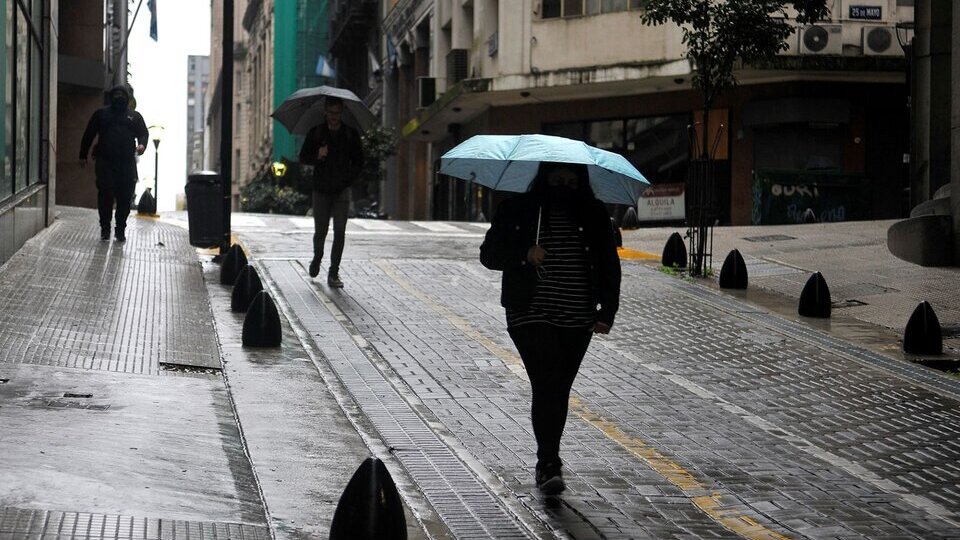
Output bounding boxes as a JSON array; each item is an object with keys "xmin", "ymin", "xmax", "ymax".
[{"xmin": 752, "ymin": 170, "xmax": 870, "ymax": 225}]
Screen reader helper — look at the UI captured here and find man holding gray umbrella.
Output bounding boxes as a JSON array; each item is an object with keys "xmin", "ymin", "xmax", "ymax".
[
  {"xmin": 298, "ymin": 96, "xmax": 364, "ymax": 288},
  {"xmin": 274, "ymin": 86, "xmax": 374, "ymax": 287}
]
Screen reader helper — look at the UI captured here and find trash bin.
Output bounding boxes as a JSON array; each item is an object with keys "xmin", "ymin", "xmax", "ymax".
[{"xmin": 185, "ymin": 171, "xmax": 223, "ymax": 248}]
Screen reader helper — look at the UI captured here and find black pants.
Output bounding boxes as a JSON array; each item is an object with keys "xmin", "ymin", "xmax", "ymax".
[
  {"xmin": 95, "ymin": 161, "xmax": 135, "ymax": 230},
  {"xmin": 312, "ymin": 189, "xmax": 349, "ymax": 276},
  {"xmin": 508, "ymin": 323, "xmax": 592, "ymax": 466}
]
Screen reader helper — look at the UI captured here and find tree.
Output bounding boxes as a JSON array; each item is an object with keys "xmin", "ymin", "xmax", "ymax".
[
  {"xmin": 356, "ymin": 124, "xmax": 398, "ymax": 210},
  {"xmin": 640, "ymin": 0, "xmax": 829, "ymax": 275}
]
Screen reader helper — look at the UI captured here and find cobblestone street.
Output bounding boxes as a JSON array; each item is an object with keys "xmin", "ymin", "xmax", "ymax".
[{"xmin": 230, "ymin": 213, "xmax": 960, "ymax": 539}]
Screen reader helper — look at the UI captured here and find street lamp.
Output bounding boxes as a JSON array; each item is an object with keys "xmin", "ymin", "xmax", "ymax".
[{"xmin": 149, "ymin": 124, "xmax": 165, "ymax": 212}]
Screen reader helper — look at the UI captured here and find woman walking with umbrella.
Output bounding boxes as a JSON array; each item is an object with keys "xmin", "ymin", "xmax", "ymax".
[{"xmin": 479, "ymin": 161, "xmax": 622, "ymax": 495}]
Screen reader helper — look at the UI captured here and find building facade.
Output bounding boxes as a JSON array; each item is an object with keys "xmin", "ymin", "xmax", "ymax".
[
  {"xmin": 380, "ymin": 0, "xmax": 913, "ymax": 225},
  {"xmin": 207, "ymin": 0, "xmax": 330, "ymax": 210},
  {"xmin": 207, "ymin": 0, "xmax": 249, "ymax": 210},
  {"xmin": 187, "ymin": 55, "xmax": 210, "ymax": 176}
]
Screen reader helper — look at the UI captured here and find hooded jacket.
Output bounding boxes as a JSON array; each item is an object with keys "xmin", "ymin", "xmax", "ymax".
[{"xmin": 79, "ymin": 85, "xmax": 148, "ymax": 182}]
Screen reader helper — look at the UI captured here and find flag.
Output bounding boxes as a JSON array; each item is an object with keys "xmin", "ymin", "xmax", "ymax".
[
  {"xmin": 385, "ymin": 38, "xmax": 397, "ymax": 75},
  {"xmin": 148, "ymin": 0, "xmax": 158, "ymax": 41},
  {"xmin": 315, "ymin": 56, "xmax": 335, "ymax": 79}
]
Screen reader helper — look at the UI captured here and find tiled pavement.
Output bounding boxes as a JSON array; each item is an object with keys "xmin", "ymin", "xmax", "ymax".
[{"xmin": 235, "ymin": 214, "xmax": 960, "ymax": 539}]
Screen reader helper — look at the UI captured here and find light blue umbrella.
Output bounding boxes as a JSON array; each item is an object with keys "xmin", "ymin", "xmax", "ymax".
[{"xmin": 439, "ymin": 134, "xmax": 649, "ymax": 205}]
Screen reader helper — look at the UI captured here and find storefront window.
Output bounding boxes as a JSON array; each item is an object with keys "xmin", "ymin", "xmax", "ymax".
[
  {"xmin": 625, "ymin": 115, "xmax": 690, "ymax": 184},
  {"xmin": 14, "ymin": 8, "xmax": 27, "ymax": 192},
  {"xmin": 545, "ymin": 113, "xmax": 690, "ymax": 185}
]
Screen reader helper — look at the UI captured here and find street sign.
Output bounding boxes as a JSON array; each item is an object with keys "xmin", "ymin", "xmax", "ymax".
[
  {"xmin": 636, "ymin": 183, "xmax": 685, "ymax": 221},
  {"xmin": 849, "ymin": 6, "xmax": 882, "ymax": 20}
]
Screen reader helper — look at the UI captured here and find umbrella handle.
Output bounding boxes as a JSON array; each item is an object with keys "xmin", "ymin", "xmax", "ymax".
[{"xmin": 536, "ymin": 206, "xmax": 541, "ymax": 244}]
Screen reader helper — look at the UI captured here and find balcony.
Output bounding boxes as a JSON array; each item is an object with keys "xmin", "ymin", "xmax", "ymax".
[{"xmin": 329, "ymin": 0, "xmax": 378, "ymax": 54}]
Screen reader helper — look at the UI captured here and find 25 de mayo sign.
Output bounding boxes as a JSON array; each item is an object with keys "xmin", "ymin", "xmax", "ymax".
[
  {"xmin": 637, "ymin": 183, "xmax": 685, "ymax": 221},
  {"xmin": 849, "ymin": 5, "xmax": 881, "ymax": 20}
]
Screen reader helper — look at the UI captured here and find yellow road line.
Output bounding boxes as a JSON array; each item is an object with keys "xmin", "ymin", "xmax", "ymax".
[
  {"xmin": 618, "ymin": 247, "xmax": 661, "ymax": 261},
  {"xmin": 374, "ymin": 258, "xmax": 791, "ymax": 540}
]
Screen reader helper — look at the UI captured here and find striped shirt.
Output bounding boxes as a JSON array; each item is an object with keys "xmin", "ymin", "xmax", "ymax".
[{"xmin": 507, "ymin": 206, "xmax": 595, "ymax": 329}]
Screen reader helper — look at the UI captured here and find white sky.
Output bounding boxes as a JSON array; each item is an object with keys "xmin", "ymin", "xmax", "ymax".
[{"xmin": 127, "ymin": 0, "xmax": 211, "ymax": 212}]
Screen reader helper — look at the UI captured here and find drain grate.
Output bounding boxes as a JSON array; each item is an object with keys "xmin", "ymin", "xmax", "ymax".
[
  {"xmin": 42, "ymin": 399, "xmax": 110, "ymax": 411},
  {"xmin": 0, "ymin": 507, "xmax": 270, "ymax": 539},
  {"xmin": 834, "ymin": 282, "xmax": 898, "ymax": 299},
  {"xmin": 743, "ymin": 234, "xmax": 797, "ymax": 242}
]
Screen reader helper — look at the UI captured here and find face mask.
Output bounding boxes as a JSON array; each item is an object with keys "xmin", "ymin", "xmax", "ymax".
[{"xmin": 543, "ymin": 184, "xmax": 577, "ymax": 206}]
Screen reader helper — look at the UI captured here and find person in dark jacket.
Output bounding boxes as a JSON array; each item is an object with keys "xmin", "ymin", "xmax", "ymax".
[
  {"xmin": 480, "ymin": 161, "xmax": 621, "ymax": 495},
  {"xmin": 299, "ymin": 96, "xmax": 364, "ymax": 288},
  {"xmin": 79, "ymin": 85, "xmax": 149, "ymax": 242}
]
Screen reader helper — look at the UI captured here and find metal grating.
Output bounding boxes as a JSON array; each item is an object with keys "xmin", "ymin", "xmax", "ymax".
[
  {"xmin": 0, "ymin": 507, "xmax": 269, "ymax": 540},
  {"xmin": 0, "ymin": 210, "xmax": 220, "ymax": 375}
]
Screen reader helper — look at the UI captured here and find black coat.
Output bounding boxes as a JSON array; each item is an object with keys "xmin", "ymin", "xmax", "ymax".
[
  {"xmin": 79, "ymin": 106, "xmax": 149, "ymax": 188},
  {"xmin": 299, "ymin": 123, "xmax": 364, "ymax": 194},
  {"xmin": 480, "ymin": 193, "xmax": 621, "ymax": 326}
]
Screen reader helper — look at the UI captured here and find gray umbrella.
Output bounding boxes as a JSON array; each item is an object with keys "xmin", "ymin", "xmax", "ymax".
[{"xmin": 271, "ymin": 86, "xmax": 376, "ymax": 135}]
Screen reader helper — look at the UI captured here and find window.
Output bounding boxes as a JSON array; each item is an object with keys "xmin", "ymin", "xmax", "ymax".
[
  {"xmin": 1, "ymin": 0, "xmax": 44, "ymax": 200},
  {"xmin": 544, "ymin": 113, "xmax": 691, "ymax": 185},
  {"xmin": 543, "ymin": 0, "xmax": 640, "ymax": 19},
  {"xmin": 0, "ymin": 0, "xmax": 12, "ymax": 200},
  {"xmin": 14, "ymin": 9, "xmax": 28, "ymax": 192}
]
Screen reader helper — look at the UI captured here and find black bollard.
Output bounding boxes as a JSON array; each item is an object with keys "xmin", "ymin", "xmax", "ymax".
[
  {"xmin": 242, "ymin": 291, "xmax": 282, "ymax": 347},
  {"xmin": 661, "ymin": 232, "xmax": 687, "ymax": 269},
  {"xmin": 621, "ymin": 207, "xmax": 640, "ymax": 230},
  {"xmin": 330, "ymin": 457, "xmax": 406, "ymax": 540},
  {"xmin": 718, "ymin": 249, "xmax": 748, "ymax": 289},
  {"xmin": 137, "ymin": 190, "xmax": 157, "ymax": 215},
  {"xmin": 903, "ymin": 301, "xmax": 943, "ymax": 355},
  {"xmin": 231, "ymin": 265, "xmax": 264, "ymax": 313},
  {"xmin": 610, "ymin": 218, "xmax": 623, "ymax": 248},
  {"xmin": 798, "ymin": 271, "xmax": 831, "ymax": 318},
  {"xmin": 220, "ymin": 244, "xmax": 248, "ymax": 285}
]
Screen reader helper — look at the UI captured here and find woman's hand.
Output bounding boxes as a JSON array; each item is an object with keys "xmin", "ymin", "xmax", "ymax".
[
  {"xmin": 593, "ymin": 322, "xmax": 611, "ymax": 334},
  {"xmin": 526, "ymin": 245, "xmax": 546, "ymax": 266}
]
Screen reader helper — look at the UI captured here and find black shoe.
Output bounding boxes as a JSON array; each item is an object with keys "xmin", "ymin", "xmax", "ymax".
[
  {"xmin": 327, "ymin": 273, "xmax": 344, "ymax": 288},
  {"xmin": 308, "ymin": 258, "xmax": 320, "ymax": 278},
  {"xmin": 115, "ymin": 228, "xmax": 126, "ymax": 242},
  {"xmin": 100, "ymin": 227, "xmax": 110, "ymax": 240},
  {"xmin": 535, "ymin": 462, "xmax": 564, "ymax": 495}
]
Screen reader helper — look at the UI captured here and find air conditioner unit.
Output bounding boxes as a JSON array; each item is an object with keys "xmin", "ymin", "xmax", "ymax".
[
  {"xmin": 447, "ymin": 49, "xmax": 469, "ymax": 85},
  {"xmin": 862, "ymin": 25, "xmax": 899, "ymax": 56},
  {"xmin": 417, "ymin": 76, "xmax": 436, "ymax": 109},
  {"xmin": 799, "ymin": 24, "xmax": 843, "ymax": 55}
]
